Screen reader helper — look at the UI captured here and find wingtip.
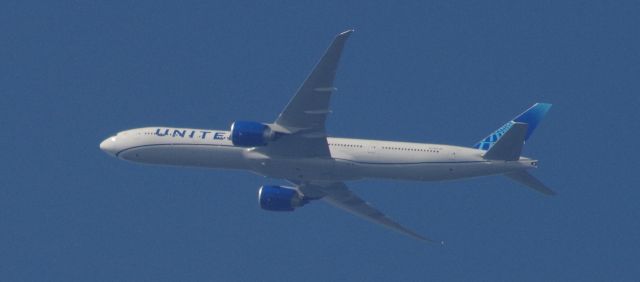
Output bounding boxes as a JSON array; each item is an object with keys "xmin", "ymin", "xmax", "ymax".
[
  {"xmin": 416, "ymin": 234, "xmax": 445, "ymax": 246},
  {"xmin": 339, "ymin": 29, "xmax": 355, "ymax": 36},
  {"xmin": 424, "ymin": 238, "xmax": 446, "ymax": 247},
  {"xmin": 534, "ymin": 102, "xmax": 553, "ymax": 109}
]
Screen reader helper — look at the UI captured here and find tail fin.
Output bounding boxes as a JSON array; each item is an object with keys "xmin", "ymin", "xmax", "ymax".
[{"xmin": 473, "ymin": 103, "xmax": 552, "ymax": 151}]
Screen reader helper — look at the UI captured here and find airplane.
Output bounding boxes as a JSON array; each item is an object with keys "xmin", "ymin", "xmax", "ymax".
[{"xmin": 100, "ymin": 30, "xmax": 554, "ymax": 243}]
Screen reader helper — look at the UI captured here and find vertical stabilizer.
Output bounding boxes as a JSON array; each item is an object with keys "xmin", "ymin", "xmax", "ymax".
[{"xmin": 474, "ymin": 103, "xmax": 552, "ymax": 150}]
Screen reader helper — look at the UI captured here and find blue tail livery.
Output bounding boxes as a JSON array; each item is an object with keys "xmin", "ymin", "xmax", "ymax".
[{"xmin": 474, "ymin": 103, "xmax": 552, "ymax": 151}]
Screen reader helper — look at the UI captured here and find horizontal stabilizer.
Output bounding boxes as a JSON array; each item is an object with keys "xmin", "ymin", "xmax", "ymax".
[
  {"xmin": 483, "ymin": 122, "xmax": 527, "ymax": 161},
  {"xmin": 504, "ymin": 170, "xmax": 556, "ymax": 195}
]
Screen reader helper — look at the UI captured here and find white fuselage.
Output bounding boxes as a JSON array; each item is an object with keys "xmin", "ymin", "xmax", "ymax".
[{"xmin": 100, "ymin": 127, "xmax": 537, "ymax": 182}]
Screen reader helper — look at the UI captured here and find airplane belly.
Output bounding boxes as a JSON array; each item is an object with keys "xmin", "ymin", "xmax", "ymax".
[
  {"xmin": 248, "ymin": 157, "xmax": 362, "ymax": 181},
  {"xmin": 118, "ymin": 144, "xmax": 248, "ymax": 169},
  {"xmin": 351, "ymin": 163, "xmax": 451, "ymax": 181},
  {"xmin": 355, "ymin": 161, "xmax": 521, "ymax": 181}
]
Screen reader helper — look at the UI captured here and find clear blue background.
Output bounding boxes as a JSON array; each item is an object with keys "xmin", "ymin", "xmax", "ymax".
[{"xmin": 2, "ymin": 1, "xmax": 639, "ymax": 281}]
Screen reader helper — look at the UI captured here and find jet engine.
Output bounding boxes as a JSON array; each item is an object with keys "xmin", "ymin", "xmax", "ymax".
[
  {"xmin": 230, "ymin": 121, "xmax": 275, "ymax": 147},
  {"xmin": 258, "ymin": 185, "xmax": 309, "ymax": 211}
]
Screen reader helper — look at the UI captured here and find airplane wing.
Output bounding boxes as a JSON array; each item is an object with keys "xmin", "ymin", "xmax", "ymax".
[
  {"xmin": 266, "ymin": 30, "xmax": 353, "ymax": 158},
  {"xmin": 274, "ymin": 30, "xmax": 352, "ymax": 133},
  {"xmin": 296, "ymin": 181, "xmax": 441, "ymax": 243}
]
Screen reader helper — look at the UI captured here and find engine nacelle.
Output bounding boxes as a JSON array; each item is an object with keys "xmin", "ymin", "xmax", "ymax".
[
  {"xmin": 258, "ymin": 185, "xmax": 309, "ymax": 211},
  {"xmin": 230, "ymin": 121, "xmax": 274, "ymax": 147}
]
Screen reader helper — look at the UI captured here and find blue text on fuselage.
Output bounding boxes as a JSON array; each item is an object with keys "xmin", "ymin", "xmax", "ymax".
[{"xmin": 155, "ymin": 128, "xmax": 227, "ymax": 140}]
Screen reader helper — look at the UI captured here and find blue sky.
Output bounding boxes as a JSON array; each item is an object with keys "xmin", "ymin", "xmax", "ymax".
[{"xmin": 2, "ymin": 1, "xmax": 639, "ymax": 281}]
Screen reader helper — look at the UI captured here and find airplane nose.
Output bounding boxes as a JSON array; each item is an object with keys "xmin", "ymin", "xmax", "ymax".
[{"xmin": 100, "ymin": 136, "xmax": 118, "ymax": 156}]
